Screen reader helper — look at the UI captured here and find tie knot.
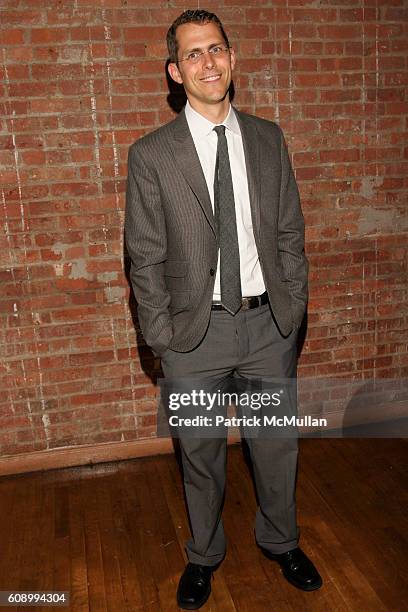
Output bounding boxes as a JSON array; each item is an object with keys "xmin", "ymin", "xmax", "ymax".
[{"xmin": 214, "ymin": 125, "xmax": 226, "ymax": 137}]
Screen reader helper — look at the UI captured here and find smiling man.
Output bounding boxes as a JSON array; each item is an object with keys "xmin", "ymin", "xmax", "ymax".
[
  {"xmin": 167, "ymin": 21, "xmax": 235, "ymax": 122},
  {"xmin": 125, "ymin": 9, "xmax": 322, "ymax": 610}
]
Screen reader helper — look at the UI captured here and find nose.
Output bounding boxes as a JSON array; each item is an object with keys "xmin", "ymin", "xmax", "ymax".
[{"xmin": 201, "ymin": 50, "xmax": 215, "ymax": 69}]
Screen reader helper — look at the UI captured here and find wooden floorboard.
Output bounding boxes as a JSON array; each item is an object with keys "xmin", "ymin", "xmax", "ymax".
[{"xmin": 0, "ymin": 438, "xmax": 406, "ymax": 611}]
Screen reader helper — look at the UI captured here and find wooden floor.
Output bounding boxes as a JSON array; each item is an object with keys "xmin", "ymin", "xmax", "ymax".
[{"xmin": 0, "ymin": 438, "xmax": 407, "ymax": 611}]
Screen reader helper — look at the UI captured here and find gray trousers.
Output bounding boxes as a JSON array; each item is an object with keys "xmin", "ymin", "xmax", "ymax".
[{"xmin": 160, "ymin": 303, "xmax": 300, "ymax": 566}]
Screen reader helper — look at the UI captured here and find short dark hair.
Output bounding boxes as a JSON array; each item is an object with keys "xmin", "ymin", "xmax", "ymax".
[{"xmin": 167, "ymin": 9, "xmax": 230, "ymax": 64}]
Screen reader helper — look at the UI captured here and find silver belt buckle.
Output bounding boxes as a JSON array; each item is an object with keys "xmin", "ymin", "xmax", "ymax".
[{"xmin": 241, "ymin": 297, "xmax": 250, "ymax": 310}]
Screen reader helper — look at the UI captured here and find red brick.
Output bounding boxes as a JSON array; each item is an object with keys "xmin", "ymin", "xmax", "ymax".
[
  {"xmin": 291, "ymin": 58, "xmax": 318, "ymax": 72},
  {"xmin": 320, "ymin": 57, "xmax": 363, "ymax": 71},
  {"xmin": 124, "ymin": 26, "xmax": 168, "ymax": 42},
  {"xmin": 320, "ymin": 149, "xmax": 360, "ymax": 163},
  {"xmin": 296, "ymin": 73, "xmax": 341, "ymax": 87},
  {"xmin": 0, "ymin": 29, "xmax": 25, "ymax": 45},
  {"xmin": 30, "ymin": 28, "xmax": 69, "ymax": 43},
  {"xmin": 293, "ymin": 8, "xmax": 337, "ymax": 22},
  {"xmin": 319, "ymin": 24, "xmax": 362, "ymax": 39},
  {"xmin": 1, "ymin": 10, "xmax": 45, "ymax": 26},
  {"xmin": 303, "ymin": 42, "xmax": 323, "ymax": 55},
  {"xmin": 340, "ymin": 8, "xmax": 377, "ymax": 21}
]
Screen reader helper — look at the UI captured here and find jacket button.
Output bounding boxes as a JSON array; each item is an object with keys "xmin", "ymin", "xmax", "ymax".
[{"xmin": 209, "ymin": 268, "xmax": 215, "ymax": 276}]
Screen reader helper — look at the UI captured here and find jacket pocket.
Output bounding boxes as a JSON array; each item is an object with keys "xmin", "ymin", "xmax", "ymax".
[
  {"xmin": 164, "ymin": 260, "xmax": 188, "ymax": 277},
  {"xmin": 168, "ymin": 289, "xmax": 190, "ymax": 314}
]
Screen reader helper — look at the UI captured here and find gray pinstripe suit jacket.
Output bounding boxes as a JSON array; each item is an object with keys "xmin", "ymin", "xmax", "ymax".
[{"xmin": 125, "ymin": 107, "xmax": 308, "ymax": 356}]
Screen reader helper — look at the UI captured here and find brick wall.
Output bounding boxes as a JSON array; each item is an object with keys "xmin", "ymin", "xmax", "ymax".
[{"xmin": 1, "ymin": 0, "xmax": 407, "ymax": 457}]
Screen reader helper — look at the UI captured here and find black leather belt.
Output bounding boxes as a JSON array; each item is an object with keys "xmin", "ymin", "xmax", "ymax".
[{"xmin": 211, "ymin": 292, "xmax": 269, "ymax": 312}]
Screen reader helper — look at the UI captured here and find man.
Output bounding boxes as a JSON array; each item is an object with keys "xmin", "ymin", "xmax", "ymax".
[{"xmin": 125, "ymin": 9, "xmax": 322, "ymax": 609}]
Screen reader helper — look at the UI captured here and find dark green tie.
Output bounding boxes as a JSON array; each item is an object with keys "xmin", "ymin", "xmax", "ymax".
[{"xmin": 213, "ymin": 125, "xmax": 242, "ymax": 315}]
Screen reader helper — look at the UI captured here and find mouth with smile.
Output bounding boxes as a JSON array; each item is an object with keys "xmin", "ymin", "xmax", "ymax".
[{"xmin": 200, "ymin": 74, "xmax": 222, "ymax": 82}]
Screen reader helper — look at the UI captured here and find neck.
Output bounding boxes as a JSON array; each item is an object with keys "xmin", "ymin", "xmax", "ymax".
[{"xmin": 188, "ymin": 98, "xmax": 230, "ymax": 125}]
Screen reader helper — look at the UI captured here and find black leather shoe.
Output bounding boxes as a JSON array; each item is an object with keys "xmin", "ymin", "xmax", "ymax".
[
  {"xmin": 261, "ymin": 547, "xmax": 322, "ymax": 591},
  {"xmin": 177, "ymin": 563, "xmax": 214, "ymax": 609}
]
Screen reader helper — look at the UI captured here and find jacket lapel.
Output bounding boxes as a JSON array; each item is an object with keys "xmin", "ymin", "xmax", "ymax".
[
  {"xmin": 167, "ymin": 107, "xmax": 261, "ymax": 237},
  {"xmin": 234, "ymin": 108, "xmax": 261, "ymax": 234},
  {"xmin": 168, "ymin": 109, "xmax": 216, "ymax": 235}
]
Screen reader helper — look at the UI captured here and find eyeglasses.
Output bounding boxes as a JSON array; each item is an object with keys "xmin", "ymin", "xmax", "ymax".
[{"xmin": 178, "ymin": 45, "xmax": 230, "ymax": 65}]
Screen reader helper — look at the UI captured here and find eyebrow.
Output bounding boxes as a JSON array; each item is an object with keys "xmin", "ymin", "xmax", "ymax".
[{"xmin": 183, "ymin": 42, "xmax": 226, "ymax": 55}]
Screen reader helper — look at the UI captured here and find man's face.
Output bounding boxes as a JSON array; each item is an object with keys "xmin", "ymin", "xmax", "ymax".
[{"xmin": 168, "ymin": 22, "xmax": 236, "ymax": 114}]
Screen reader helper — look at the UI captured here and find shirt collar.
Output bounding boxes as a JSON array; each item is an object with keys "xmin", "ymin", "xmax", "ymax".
[{"xmin": 185, "ymin": 100, "xmax": 241, "ymax": 139}]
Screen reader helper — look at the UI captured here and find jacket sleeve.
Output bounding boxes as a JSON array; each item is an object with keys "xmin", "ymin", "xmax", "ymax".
[
  {"xmin": 277, "ymin": 126, "xmax": 309, "ymax": 328},
  {"xmin": 125, "ymin": 142, "xmax": 173, "ymax": 355}
]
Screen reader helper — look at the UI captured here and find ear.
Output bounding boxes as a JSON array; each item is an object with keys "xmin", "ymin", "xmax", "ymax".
[
  {"xmin": 229, "ymin": 47, "xmax": 236, "ymax": 71},
  {"xmin": 168, "ymin": 62, "xmax": 183, "ymax": 85}
]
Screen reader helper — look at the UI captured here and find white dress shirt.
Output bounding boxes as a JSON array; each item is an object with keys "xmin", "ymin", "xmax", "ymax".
[{"xmin": 185, "ymin": 100, "xmax": 265, "ymax": 300}]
